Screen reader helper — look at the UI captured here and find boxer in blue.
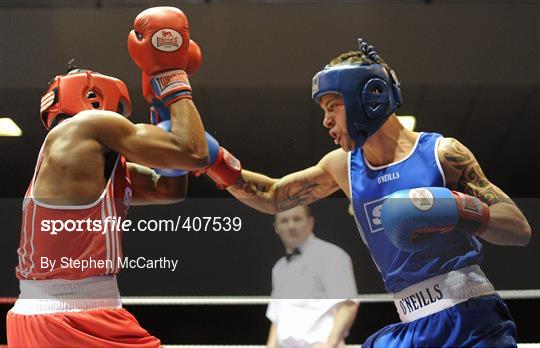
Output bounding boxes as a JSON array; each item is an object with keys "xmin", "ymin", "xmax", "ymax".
[{"xmin": 193, "ymin": 39, "xmax": 531, "ymax": 347}]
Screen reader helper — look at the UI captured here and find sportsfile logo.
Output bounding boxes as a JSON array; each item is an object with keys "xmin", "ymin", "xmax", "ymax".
[
  {"xmin": 151, "ymin": 29, "xmax": 182, "ymax": 52},
  {"xmin": 41, "ymin": 216, "xmax": 243, "ymax": 235}
]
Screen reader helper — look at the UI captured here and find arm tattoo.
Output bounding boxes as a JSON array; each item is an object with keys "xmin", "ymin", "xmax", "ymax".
[
  {"xmin": 233, "ymin": 166, "xmax": 339, "ymax": 213},
  {"xmin": 273, "ymin": 177, "xmax": 321, "ymax": 212},
  {"xmin": 443, "ymin": 139, "xmax": 513, "ymax": 206}
]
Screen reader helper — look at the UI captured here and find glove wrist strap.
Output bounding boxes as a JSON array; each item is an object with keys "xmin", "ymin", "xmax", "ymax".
[
  {"xmin": 452, "ymin": 191, "xmax": 490, "ymax": 236},
  {"xmin": 151, "ymin": 69, "xmax": 192, "ymax": 106}
]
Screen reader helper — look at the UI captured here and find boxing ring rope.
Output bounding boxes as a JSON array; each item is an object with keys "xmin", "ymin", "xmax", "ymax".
[
  {"xmin": 0, "ymin": 289, "xmax": 538, "ymax": 305},
  {"xmin": 120, "ymin": 289, "xmax": 540, "ymax": 305},
  {"xmin": 2, "ymin": 291, "xmax": 539, "ymax": 346},
  {"xmin": 149, "ymin": 290, "xmax": 540, "ymax": 348}
]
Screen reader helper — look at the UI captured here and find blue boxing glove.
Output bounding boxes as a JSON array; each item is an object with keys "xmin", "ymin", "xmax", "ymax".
[
  {"xmin": 204, "ymin": 132, "xmax": 220, "ymax": 165},
  {"xmin": 148, "ymin": 98, "xmax": 186, "ymax": 177},
  {"xmin": 381, "ymin": 187, "xmax": 490, "ymax": 252},
  {"xmin": 153, "ymin": 120, "xmax": 188, "ymax": 177},
  {"xmin": 154, "ymin": 120, "xmax": 223, "ymax": 178}
]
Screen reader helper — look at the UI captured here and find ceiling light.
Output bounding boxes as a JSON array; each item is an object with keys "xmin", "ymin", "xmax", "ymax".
[{"xmin": 0, "ymin": 118, "xmax": 23, "ymax": 137}]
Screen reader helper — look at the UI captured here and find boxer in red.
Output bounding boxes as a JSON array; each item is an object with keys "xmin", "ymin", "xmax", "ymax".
[{"xmin": 7, "ymin": 7, "xmax": 206, "ymax": 348}]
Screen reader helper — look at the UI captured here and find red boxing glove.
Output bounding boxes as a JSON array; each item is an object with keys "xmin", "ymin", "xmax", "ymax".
[
  {"xmin": 140, "ymin": 39, "xmax": 202, "ymax": 104},
  {"xmin": 128, "ymin": 7, "xmax": 192, "ymax": 105},
  {"xmin": 128, "ymin": 6, "xmax": 190, "ymax": 75},
  {"xmin": 142, "ymin": 73, "xmax": 154, "ymax": 103},
  {"xmin": 186, "ymin": 39, "xmax": 202, "ymax": 76},
  {"xmin": 193, "ymin": 133, "xmax": 241, "ymax": 189},
  {"xmin": 452, "ymin": 191, "xmax": 490, "ymax": 236},
  {"xmin": 199, "ymin": 147, "xmax": 242, "ymax": 189},
  {"xmin": 207, "ymin": 148, "xmax": 242, "ymax": 189}
]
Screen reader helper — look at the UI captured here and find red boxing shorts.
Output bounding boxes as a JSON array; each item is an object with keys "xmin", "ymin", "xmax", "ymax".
[{"xmin": 7, "ymin": 307, "xmax": 161, "ymax": 348}]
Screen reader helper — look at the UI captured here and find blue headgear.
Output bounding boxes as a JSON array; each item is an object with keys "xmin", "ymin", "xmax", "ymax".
[{"xmin": 311, "ymin": 39, "xmax": 402, "ymax": 148}]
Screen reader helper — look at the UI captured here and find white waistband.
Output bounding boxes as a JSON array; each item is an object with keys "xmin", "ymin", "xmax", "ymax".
[
  {"xmin": 12, "ymin": 276, "xmax": 121, "ymax": 315},
  {"xmin": 393, "ymin": 265, "xmax": 495, "ymax": 322}
]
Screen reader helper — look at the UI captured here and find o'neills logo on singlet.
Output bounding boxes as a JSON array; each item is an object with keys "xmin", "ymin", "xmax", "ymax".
[
  {"xmin": 398, "ymin": 284, "xmax": 443, "ymax": 315},
  {"xmin": 377, "ymin": 172, "xmax": 400, "ymax": 184}
]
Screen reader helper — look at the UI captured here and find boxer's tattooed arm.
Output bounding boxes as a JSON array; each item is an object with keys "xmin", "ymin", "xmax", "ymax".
[
  {"xmin": 230, "ymin": 166, "xmax": 339, "ymax": 213},
  {"xmin": 440, "ymin": 138, "xmax": 531, "ymax": 246},
  {"xmin": 272, "ymin": 170, "xmax": 337, "ymax": 211},
  {"xmin": 439, "ymin": 138, "xmax": 514, "ymax": 206}
]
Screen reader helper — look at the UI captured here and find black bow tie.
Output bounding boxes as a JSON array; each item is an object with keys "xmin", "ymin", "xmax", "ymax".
[{"xmin": 285, "ymin": 248, "xmax": 301, "ymax": 262}]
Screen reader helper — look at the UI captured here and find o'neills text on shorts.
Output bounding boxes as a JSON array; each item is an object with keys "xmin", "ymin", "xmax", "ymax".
[
  {"xmin": 393, "ymin": 265, "xmax": 494, "ymax": 322},
  {"xmin": 40, "ymin": 256, "xmax": 179, "ymax": 272}
]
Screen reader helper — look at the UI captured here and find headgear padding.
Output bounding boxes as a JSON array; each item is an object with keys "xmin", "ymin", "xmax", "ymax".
[
  {"xmin": 312, "ymin": 39, "xmax": 402, "ymax": 148},
  {"xmin": 40, "ymin": 70, "xmax": 132, "ymax": 129}
]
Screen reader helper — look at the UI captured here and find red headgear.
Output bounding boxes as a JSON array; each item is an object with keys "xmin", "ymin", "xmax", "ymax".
[{"xmin": 40, "ymin": 70, "xmax": 132, "ymax": 129}]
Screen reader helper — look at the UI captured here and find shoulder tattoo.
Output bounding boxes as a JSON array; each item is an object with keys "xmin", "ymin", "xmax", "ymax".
[{"xmin": 442, "ymin": 138, "xmax": 513, "ymax": 206}]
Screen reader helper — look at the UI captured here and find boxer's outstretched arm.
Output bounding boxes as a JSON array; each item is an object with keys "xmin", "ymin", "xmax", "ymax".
[
  {"xmin": 438, "ymin": 137, "xmax": 531, "ymax": 246},
  {"xmin": 227, "ymin": 153, "xmax": 340, "ymax": 214}
]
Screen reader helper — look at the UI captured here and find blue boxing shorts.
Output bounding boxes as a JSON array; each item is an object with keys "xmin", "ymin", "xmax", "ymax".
[{"xmin": 363, "ymin": 294, "xmax": 517, "ymax": 347}]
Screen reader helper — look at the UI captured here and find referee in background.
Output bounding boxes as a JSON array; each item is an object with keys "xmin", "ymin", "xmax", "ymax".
[{"xmin": 266, "ymin": 205, "xmax": 359, "ymax": 348}]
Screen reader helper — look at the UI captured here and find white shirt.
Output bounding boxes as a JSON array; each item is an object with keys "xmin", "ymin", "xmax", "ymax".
[{"xmin": 266, "ymin": 235, "xmax": 358, "ymax": 347}]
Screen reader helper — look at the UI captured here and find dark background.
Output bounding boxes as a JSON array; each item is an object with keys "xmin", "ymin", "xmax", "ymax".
[
  {"xmin": 0, "ymin": 0, "xmax": 538, "ymax": 344},
  {"xmin": 1, "ymin": 0, "xmax": 538, "ymax": 296}
]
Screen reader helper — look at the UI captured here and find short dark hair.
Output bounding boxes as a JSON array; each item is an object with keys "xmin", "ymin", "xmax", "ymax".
[
  {"xmin": 275, "ymin": 205, "xmax": 312, "ymax": 221},
  {"xmin": 328, "ymin": 39, "xmax": 393, "ymax": 73}
]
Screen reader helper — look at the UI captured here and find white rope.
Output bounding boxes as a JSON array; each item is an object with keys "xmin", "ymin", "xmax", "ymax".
[
  {"xmin": 1, "ymin": 289, "xmax": 537, "ymax": 306},
  {"xmin": 495, "ymin": 289, "xmax": 540, "ymax": 300},
  {"xmin": 121, "ymin": 289, "xmax": 540, "ymax": 305},
  {"xmin": 121, "ymin": 296, "xmax": 270, "ymax": 305}
]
